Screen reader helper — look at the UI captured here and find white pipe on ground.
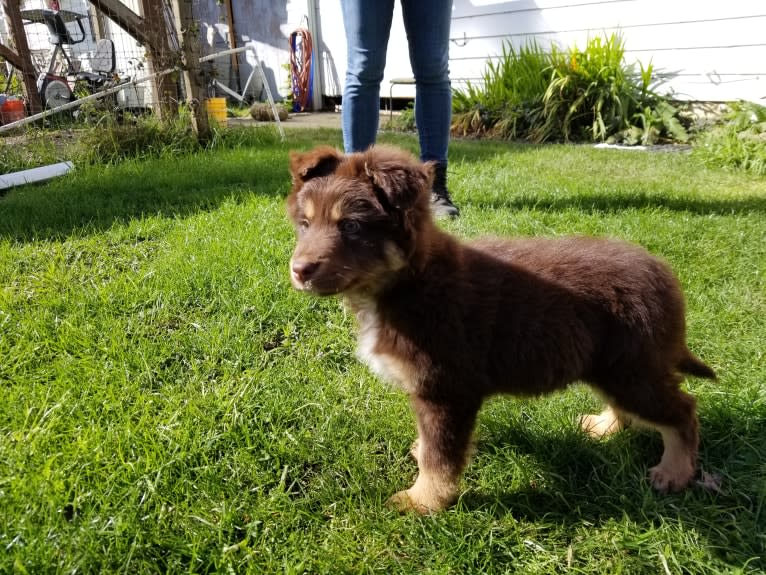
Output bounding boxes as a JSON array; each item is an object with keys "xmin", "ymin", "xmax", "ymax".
[{"xmin": 0, "ymin": 161, "xmax": 74, "ymax": 190}]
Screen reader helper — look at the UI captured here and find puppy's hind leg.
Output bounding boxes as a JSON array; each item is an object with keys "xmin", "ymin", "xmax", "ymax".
[
  {"xmin": 606, "ymin": 374, "xmax": 699, "ymax": 493},
  {"xmin": 580, "ymin": 405, "xmax": 630, "ymax": 439},
  {"xmin": 648, "ymin": 411, "xmax": 698, "ymax": 493},
  {"xmin": 388, "ymin": 395, "xmax": 480, "ymax": 514}
]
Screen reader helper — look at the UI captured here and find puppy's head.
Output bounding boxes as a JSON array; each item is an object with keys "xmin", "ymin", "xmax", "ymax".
[{"xmin": 287, "ymin": 145, "xmax": 433, "ymax": 296}]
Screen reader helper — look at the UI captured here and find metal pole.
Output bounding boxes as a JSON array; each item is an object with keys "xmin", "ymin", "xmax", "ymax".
[{"xmin": 200, "ymin": 43, "xmax": 285, "ymax": 140}]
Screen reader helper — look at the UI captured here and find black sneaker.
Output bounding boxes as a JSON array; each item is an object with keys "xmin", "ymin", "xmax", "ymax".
[
  {"xmin": 431, "ymin": 192, "xmax": 460, "ymax": 218},
  {"xmin": 431, "ymin": 162, "xmax": 460, "ymax": 218}
]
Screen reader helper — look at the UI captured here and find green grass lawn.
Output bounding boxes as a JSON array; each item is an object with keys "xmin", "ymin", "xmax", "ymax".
[{"xmin": 1, "ymin": 129, "xmax": 765, "ymax": 573}]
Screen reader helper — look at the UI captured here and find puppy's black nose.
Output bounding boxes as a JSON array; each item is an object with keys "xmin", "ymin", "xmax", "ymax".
[{"xmin": 291, "ymin": 260, "xmax": 320, "ymax": 283}]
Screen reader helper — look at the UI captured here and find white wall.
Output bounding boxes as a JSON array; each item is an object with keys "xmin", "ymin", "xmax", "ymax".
[
  {"xmin": 316, "ymin": 0, "xmax": 766, "ymax": 103},
  {"xmin": 197, "ymin": 0, "xmax": 310, "ymax": 103},
  {"xmin": 314, "ymin": 0, "xmax": 413, "ymax": 100}
]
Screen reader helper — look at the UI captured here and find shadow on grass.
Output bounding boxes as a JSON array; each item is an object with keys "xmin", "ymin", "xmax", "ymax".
[
  {"xmin": 0, "ymin": 149, "xmax": 290, "ymax": 242},
  {"xmin": 467, "ymin": 191, "xmax": 766, "ymax": 216},
  {"xmin": 450, "ymin": 140, "xmax": 547, "ymax": 165},
  {"xmin": 0, "ymin": 133, "xmax": 541, "ymax": 243},
  {"xmin": 377, "ymin": 133, "xmax": 547, "ymax": 165},
  {"xmin": 4, "ymin": 131, "xmax": 764, "ymax": 243},
  {"xmin": 461, "ymin": 406, "xmax": 766, "ymax": 570}
]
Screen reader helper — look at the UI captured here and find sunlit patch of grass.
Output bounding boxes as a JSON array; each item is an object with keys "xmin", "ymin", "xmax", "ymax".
[{"xmin": 1, "ymin": 132, "xmax": 764, "ymax": 573}]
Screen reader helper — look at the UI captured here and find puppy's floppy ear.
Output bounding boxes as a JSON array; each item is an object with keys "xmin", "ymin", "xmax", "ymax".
[
  {"xmin": 289, "ymin": 146, "xmax": 342, "ymax": 184},
  {"xmin": 362, "ymin": 147, "xmax": 433, "ymax": 211}
]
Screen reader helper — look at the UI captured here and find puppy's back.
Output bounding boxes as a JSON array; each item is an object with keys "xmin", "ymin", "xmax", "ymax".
[{"xmin": 451, "ymin": 236, "xmax": 688, "ymax": 393}]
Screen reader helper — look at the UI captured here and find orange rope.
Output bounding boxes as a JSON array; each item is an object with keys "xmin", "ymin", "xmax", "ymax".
[{"xmin": 289, "ymin": 28, "xmax": 313, "ymax": 111}]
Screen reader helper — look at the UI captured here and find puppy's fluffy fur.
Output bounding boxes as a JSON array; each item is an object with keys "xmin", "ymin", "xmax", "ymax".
[{"xmin": 287, "ymin": 145, "xmax": 715, "ymax": 513}]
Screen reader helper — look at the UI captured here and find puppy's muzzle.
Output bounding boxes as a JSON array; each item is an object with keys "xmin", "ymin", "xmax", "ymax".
[{"xmin": 290, "ymin": 258, "xmax": 320, "ymax": 288}]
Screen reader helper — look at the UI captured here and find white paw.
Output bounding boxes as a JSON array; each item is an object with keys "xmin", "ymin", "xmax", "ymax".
[{"xmin": 649, "ymin": 463, "xmax": 694, "ymax": 493}]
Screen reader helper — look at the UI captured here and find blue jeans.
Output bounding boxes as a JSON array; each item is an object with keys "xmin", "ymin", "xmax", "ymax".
[{"xmin": 341, "ymin": 0, "xmax": 452, "ymax": 164}]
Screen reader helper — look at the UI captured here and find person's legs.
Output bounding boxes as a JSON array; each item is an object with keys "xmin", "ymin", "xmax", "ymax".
[
  {"xmin": 341, "ymin": 0, "xmax": 395, "ymax": 153},
  {"xmin": 401, "ymin": 0, "xmax": 458, "ymax": 217},
  {"xmin": 400, "ymin": 0, "xmax": 452, "ymax": 164}
]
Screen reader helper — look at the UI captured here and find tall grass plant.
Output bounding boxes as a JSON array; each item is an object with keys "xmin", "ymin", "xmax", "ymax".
[
  {"xmin": 452, "ymin": 33, "xmax": 688, "ymax": 144},
  {"xmin": 453, "ymin": 41, "xmax": 550, "ymax": 139},
  {"xmin": 693, "ymin": 101, "xmax": 766, "ymax": 176}
]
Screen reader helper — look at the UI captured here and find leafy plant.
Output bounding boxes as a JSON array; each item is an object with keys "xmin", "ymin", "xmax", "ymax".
[
  {"xmin": 539, "ymin": 34, "xmax": 663, "ymax": 142},
  {"xmin": 452, "ymin": 41, "xmax": 550, "ymax": 139},
  {"xmin": 281, "ymin": 62, "xmax": 295, "ymax": 112},
  {"xmin": 693, "ymin": 100, "xmax": 766, "ymax": 175},
  {"xmin": 452, "ymin": 33, "xmax": 688, "ymax": 144},
  {"xmin": 384, "ymin": 102, "xmax": 416, "ymax": 132},
  {"xmin": 0, "ymin": 65, "xmax": 23, "ymax": 96},
  {"xmin": 616, "ymin": 100, "xmax": 690, "ymax": 146}
]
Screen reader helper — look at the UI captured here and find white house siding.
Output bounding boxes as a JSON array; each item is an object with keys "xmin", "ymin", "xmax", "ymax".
[
  {"xmin": 313, "ymin": 0, "xmax": 414, "ymax": 101},
  {"xmin": 316, "ymin": 0, "xmax": 766, "ymax": 103}
]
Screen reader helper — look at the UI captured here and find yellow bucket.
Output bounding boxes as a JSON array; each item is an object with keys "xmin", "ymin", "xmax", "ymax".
[{"xmin": 206, "ymin": 97, "xmax": 228, "ymax": 126}]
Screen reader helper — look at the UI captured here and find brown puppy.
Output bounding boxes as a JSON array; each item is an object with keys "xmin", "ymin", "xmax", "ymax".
[{"xmin": 287, "ymin": 145, "xmax": 715, "ymax": 514}]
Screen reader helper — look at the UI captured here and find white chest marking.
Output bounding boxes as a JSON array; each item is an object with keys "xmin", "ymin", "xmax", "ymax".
[{"xmin": 354, "ymin": 303, "xmax": 417, "ymax": 393}]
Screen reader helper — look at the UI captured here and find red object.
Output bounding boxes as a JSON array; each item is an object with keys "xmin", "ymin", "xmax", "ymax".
[{"xmin": 0, "ymin": 99, "xmax": 26, "ymax": 124}]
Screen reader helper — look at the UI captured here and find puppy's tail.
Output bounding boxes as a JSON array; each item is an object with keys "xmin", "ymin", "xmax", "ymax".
[{"xmin": 679, "ymin": 351, "xmax": 717, "ymax": 380}]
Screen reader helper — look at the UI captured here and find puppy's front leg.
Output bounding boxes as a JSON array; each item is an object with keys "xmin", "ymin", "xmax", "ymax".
[{"xmin": 388, "ymin": 395, "xmax": 479, "ymax": 514}]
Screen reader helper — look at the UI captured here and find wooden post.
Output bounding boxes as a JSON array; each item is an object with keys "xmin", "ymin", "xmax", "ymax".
[
  {"xmin": 86, "ymin": 0, "xmax": 180, "ymax": 119},
  {"xmin": 222, "ymin": 0, "xmax": 240, "ymax": 94},
  {"xmin": 87, "ymin": 0, "xmax": 149, "ymax": 46},
  {"xmin": 89, "ymin": 5, "xmax": 107, "ymax": 41},
  {"xmin": 2, "ymin": 0, "xmax": 43, "ymax": 113},
  {"xmin": 140, "ymin": 0, "xmax": 179, "ymax": 120},
  {"xmin": 171, "ymin": 0, "xmax": 210, "ymax": 142}
]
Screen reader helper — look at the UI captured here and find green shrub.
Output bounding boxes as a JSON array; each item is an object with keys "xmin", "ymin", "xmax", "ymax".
[
  {"xmin": 0, "ymin": 67, "xmax": 22, "ymax": 96},
  {"xmin": 383, "ymin": 102, "xmax": 416, "ymax": 132},
  {"xmin": 541, "ymin": 34, "xmax": 668, "ymax": 143},
  {"xmin": 618, "ymin": 100, "xmax": 690, "ymax": 146},
  {"xmin": 75, "ymin": 107, "xmax": 203, "ymax": 165},
  {"xmin": 693, "ymin": 101, "xmax": 766, "ymax": 176},
  {"xmin": 452, "ymin": 33, "xmax": 688, "ymax": 144},
  {"xmin": 452, "ymin": 41, "xmax": 550, "ymax": 139}
]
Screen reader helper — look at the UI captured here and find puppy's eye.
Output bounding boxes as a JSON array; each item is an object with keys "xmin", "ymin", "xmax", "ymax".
[
  {"xmin": 339, "ymin": 219, "xmax": 361, "ymax": 235},
  {"xmin": 297, "ymin": 219, "xmax": 310, "ymax": 232}
]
